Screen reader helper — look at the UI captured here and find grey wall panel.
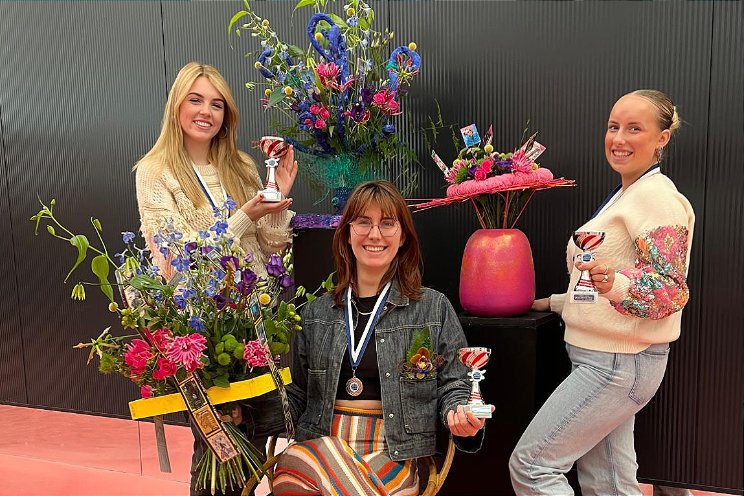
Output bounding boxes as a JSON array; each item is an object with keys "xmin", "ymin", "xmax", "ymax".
[
  {"xmin": 694, "ymin": 2, "xmax": 744, "ymax": 490},
  {"xmin": 1, "ymin": 2, "xmax": 165, "ymax": 416},
  {"xmin": 0, "ymin": 83, "xmax": 27, "ymax": 405}
]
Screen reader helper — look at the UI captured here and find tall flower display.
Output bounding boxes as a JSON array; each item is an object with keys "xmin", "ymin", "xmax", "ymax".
[
  {"xmin": 31, "ymin": 198, "xmax": 331, "ymax": 494},
  {"xmin": 230, "ymin": 0, "xmax": 421, "ymax": 207}
]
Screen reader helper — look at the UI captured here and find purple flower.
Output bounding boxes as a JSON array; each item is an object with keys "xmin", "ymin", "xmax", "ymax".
[
  {"xmin": 198, "ymin": 230, "xmax": 210, "ymax": 239},
  {"xmin": 115, "ymin": 252, "xmax": 126, "ymax": 264},
  {"xmin": 235, "ymin": 269, "xmax": 258, "ymax": 295},
  {"xmin": 382, "ymin": 124, "xmax": 396, "ymax": 135},
  {"xmin": 184, "ymin": 241, "xmax": 198, "ymax": 255},
  {"xmin": 361, "ymin": 87, "xmax": 373, "ymax": 104},
  {"xmin": 266, "ymin": 254, "xmax": 285, "ymax": 277},
  {"xmin": 213, "ymin": 294, "xmax": 227, "ymax": 310},
  {"xmin": 201, "ymin": 245, "xmax": 214, "ymax": 256},
  {"xmin": 220, "ymin": 255, "xmax": 240, "ymax": 271},
  {"xmin": 121, "ymin": 231, "xmax": 136, "ymax": 244},
  {"xmin": 171, "ymin": 255, "xmax": 190, "ymax": 272},
  {"xmin": 223, "ymin": 197, "xmax": 237, "ymax": 211},
  {"xmin": 210, "ymin": 220, "xmax": 228, "ymax": 236},
  {"xmin": 189, "ymin": 315, "xmax": 205, "ymax": 333},
  {"xmin": 279, "ymin": 274, "xmax": 294, "ymax": 288}
]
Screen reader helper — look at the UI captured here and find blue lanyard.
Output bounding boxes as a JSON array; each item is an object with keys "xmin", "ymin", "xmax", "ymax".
[
  {"xmin": 344, "ymin": 282, "xmax": 391, "ymax": 370},
  {"xmin": 591, "ymin": 163, "xmax": 660, "ymax": 219},
  {"xmin": 192, "ymin": 166, "xmax": 226, "ymax": 212}
]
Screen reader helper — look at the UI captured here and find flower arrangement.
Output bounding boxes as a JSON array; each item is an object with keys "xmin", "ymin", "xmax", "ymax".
[
  {"xmin": 229, "ymin": 0, "xmax": 421, "ymax": 201},
  {"xmin": 31, "ymin": 198, "xmax": 331, "ymax": 494},
  {"xmin": 414, "ymin": 124, "xmax": 574, "ymax": 228},
  {"xmin": 399, "ymin": 327, "xmax": 444, "ymax": 381}
]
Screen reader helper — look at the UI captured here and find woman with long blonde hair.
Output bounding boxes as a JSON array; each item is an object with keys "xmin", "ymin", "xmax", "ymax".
[{"xmin": 135, "ymin": 62, "xmax": 298, "ymax": 496}]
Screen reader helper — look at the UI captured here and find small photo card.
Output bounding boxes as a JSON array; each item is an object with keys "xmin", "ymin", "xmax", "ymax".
[
  {"xmin": 193, "ymin": 406, "xmax": 220, "ymax": 435},
  {"xmin": 180, "ymin": 377, "xmax": 208, "ymax": 411},
  {"xmin": 207, "ymin": 431, "xmax": 239, "ymax": 462},
  {"xmin": 460, "ymin": 124, "xmax": 481, "ymax": 147}
]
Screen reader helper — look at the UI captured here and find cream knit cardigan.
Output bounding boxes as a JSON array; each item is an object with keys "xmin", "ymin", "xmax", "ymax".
[
  {"xmin": 550, "ymin": 173, "xmax": 695, "ymax": 354},
  {"xmin": 135, "ymin": 161, "xmax": 293, "ymax": 280}
]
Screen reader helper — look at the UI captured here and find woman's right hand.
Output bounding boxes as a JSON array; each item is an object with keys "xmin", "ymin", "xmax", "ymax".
[
  {"xmin": 240, "ymin": 193, "xmax": 293, "ymax": 222},
  {"xmin": 531, "ymin": 297, "xmax": 551, "ymax": 312}
]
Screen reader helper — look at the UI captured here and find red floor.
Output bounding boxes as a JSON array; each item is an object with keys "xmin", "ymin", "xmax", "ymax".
[{"xmin": 0, "ymin": 404, "xmax": 726, "ymax": 496}]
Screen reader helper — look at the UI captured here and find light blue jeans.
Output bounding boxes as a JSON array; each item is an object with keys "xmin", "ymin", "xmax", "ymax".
[{"xmin": 509, "ymin": 343, "xmax": 670, "ymax": 496}]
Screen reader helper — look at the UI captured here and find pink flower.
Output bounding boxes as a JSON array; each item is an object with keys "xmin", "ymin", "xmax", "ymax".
[
  {"xmin": 243, "ymin": 339, "xmax": 270, "ymax": 369},
  {"xmin": 152, "ymin": 357, "xmax": 177, "ymax": 380},
  {"xmin": 304, "ymin": 118, "xmax": 313, "ymax": 127},
  {"xmin": 319, "ymin": 107, "xmax": 330, "ymax": 120},
  {"xmin": 124, "ymin": 339, "xmax": 154, "ymax": 377},
  {"xmin": 371, "ymin": 90, "xmax": 401, "ymax": 115},
  {"xmin": 474, "ymin": 167, "xmax": 488, "ymax": 181},
  {"xmin": 481, "ymin": 159, "xmax": 494, "ymax": 174},
  {"xmin": 310, "ymin": 104, "xmax": 321, "ymax": 115},
  {"xmin": 316, "ymin": 62, "xmax": 341, "ymax": 87},
  {"xmin": 144, "ymin": 327, "xmax": 172, "ymax": 352},
  {"xmin": 314, "ymin": 119, "xmax": 327, "ymax": 130},
  {"xmin": 140, "ymin": 385, "xmax": 153, "ymax": 398},
  {"xmin": 510, "ymin": 150, "xmax": 534, "ymax": 174},
  {"xmin": 166, "ymin": 333, "xmax": 207, "ymax": 373}
]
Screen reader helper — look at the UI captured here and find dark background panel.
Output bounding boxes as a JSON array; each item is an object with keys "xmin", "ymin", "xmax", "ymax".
[
  {"xmin": 1, "ymin": 2, "xmax": 166, "ymax": 416},
  {"xmin": 692, "ymin": 1, "xmax": 744, "ymax": 491}
]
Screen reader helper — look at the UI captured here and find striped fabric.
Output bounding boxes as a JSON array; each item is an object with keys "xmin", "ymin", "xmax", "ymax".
[{"xmin": 273, "ymin": 406, "xmax": 419, "ymax": 496}]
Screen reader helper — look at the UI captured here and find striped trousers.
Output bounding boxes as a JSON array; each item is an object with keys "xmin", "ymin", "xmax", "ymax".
[{"xmin": 273, "ymin": 406, "xmax": 419, "ymax": 496}]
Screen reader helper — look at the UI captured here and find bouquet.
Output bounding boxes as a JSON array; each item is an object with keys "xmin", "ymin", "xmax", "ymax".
[
  {"xmin": 229, "ymin": 0, "xmax": 422, "ymax": 203},
  {"xmin": 414, "ymin": 124, "xmax": 574, "ymax": 228},
  {"xmin": 31, "ymin": 198, "xmax": 330, "ymax": 494}
]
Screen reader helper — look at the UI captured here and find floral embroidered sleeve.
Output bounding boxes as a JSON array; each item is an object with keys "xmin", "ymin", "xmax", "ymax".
[{"xmin": 611, "ymin": 225, "xmax": 690, "ymax": 319}]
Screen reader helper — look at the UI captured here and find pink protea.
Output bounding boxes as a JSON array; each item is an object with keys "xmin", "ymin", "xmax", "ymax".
[
  {"xmin": 243, "ymin": 339, "xmax": 270, "ymax": 369},
  {"xmin": 140, "ymin": 385, "xmax": 153, "ymax": 399},
  {"xmin": 371, "ymin": 90, "xmax": 401, "ymax": 115},
  {"xmin": 510, "ymin": 150, "xmax": 534, "ymax": 174},
  {"xmin": 316, "ymin": 62, "xmax": 341, "ymax": 87},
  {"xmin": 152, "ymin": 357, "xmax": 178, "ymax": 380},
  {"xmin": 124, "ymin": 339, "xmax": 154, "ymax": 377},
  {"xmin": 166, "ymin": 333, "xmax": 207, "ymax": 373}
]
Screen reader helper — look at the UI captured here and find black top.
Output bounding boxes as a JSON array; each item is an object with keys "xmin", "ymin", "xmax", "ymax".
[{"xmin": 337, "ymin": 294, "xmax": 382, "ymax": 400}]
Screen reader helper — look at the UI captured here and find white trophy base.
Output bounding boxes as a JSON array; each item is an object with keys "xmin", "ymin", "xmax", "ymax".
[
  {"xmin": 466, "ymin": 403, "xmax": 493, "ymax": 419},
  {"xmin": 260, "ymin": 188, "xmax": 283, "ymax": 202},
  {"xmin": 571, "ymin": 290, "xmax": 598, "ymax": 304}
]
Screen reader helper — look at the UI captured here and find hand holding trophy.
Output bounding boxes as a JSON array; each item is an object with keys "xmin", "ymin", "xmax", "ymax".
[
  {"xmin": 457, "ymin": 347, "xmax": 493, "ymax": 418},
  {"xmin": 570, "ymin": 231, "xmax": 606, "ymax": 304},
  {"xmin": 258, "ymin": 136, "xmax": 290, "ymax": 226}
]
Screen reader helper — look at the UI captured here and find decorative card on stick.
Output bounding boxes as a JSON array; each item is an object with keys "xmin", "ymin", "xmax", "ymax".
[
  {"xmin": 519, "ymin": 132, "xmax": 546, "ymax": 162},
  {"xmin": 431, "ymin": 150, "xmax": 449, "ymax": 176},
  {"xmin": 460, "ymin": 124, "xmax": 481, "ymax": 147}
]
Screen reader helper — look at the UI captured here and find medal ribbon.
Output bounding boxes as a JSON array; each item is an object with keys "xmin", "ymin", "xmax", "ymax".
[
  {"xmin": 193, "ymin": 165, "xmax": 228, "ymax": 212},
  {"xmin": 345, "ymin": 281, "xmax": 391, "ymax": 370},
  {"xmin": 592, "ymin": 163, "xmax": 660, "ymax": 219}
]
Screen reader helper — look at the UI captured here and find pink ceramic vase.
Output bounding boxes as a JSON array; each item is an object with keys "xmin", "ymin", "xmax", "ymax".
[{"xmin": 459, "ymin": 229, "xmax": 535, "ymax": 317}]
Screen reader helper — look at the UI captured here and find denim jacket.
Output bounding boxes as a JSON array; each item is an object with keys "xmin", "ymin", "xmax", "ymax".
[{"xmin": 286, "ymin": 280, "xmax": 484, "ymax": 461}]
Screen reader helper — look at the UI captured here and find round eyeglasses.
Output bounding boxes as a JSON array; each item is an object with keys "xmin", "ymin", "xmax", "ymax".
[{"xmin": 350, "ymin": 218, "xmax": 400, "ymax": 237}]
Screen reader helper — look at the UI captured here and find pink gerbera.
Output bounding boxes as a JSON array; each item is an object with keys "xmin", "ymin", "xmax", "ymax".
[
  {"xmin": 243, "ymin": 339, "xmax": 270, "ymax": 369},
  {"xmin": 166, "ymin": 333, "xmax": 207, "ymax": 373}
]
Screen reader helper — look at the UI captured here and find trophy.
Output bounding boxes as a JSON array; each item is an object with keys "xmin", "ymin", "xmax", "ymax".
[
  {"xmin": 457, "ymin": 347, "xmax": 493, "ymax": 418},
  {"xmin": 258, "ymin": 136, "xmax": 289, "ymax": 203},
  {"xmin": 570, "ymin": 231, "xmax": 606, "ymax": 304}
]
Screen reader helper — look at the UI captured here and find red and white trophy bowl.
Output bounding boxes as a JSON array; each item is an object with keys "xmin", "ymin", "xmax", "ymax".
[
  {"xmin": 570, "ymin": 231, "xmax": 606, "ymax": 304},
  {"xmin": 457, "ymin": 347, "xmax": 493, "ymax": 418}
]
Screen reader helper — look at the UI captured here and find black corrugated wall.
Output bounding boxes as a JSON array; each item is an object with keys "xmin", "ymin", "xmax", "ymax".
[{"xmin": 0, "ymin": 1, "xmax": 741, "ymax": 493}]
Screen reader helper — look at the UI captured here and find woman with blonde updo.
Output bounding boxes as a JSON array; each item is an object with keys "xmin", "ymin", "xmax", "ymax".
[{"xmin": 510, "ymin": 90, "xmax": 695, "ymax": 495}]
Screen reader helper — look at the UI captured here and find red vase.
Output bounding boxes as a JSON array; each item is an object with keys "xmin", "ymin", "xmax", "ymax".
[{"xmin": 459, "ymin": 229, "xmax": 535, "ymax": 317}]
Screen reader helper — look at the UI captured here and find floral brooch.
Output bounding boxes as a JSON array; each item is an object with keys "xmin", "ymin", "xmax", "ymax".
[{"xmin": 400, "ymin": 327, "xmax": 445, "ymax": 380}]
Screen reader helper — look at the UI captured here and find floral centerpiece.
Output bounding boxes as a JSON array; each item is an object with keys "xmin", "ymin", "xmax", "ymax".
[
  {"xmin": 414, "ymin": 124, "xmax": 575, "ymax": 317},
  {"xmin": 229, "ymin": 0, "xmax": 422, "ymax": 210},
  {"xmin": 31, "ymin": 198, "xmax": 330, "ymax": 494},
  {"xmin": 414, "ymin": 125, "xmax": 574, "ymax": 228}
]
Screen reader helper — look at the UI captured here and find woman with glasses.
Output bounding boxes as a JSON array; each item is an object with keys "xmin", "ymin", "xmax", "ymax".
[{"xmin": 273, "ymin": 180, "xmax": 490, "ymax": 495}]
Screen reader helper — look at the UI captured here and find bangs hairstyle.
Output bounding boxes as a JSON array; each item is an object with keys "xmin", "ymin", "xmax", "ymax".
[
  {"xmin": 134, "ymin": 62, "xmax": 259, "ymax": 207},
  {"xmin": 332, "ymin": 180, "xmax": 422, "ymax": 305}
]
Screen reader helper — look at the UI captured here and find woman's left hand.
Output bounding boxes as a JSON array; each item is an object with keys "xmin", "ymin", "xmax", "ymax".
[
  {"xmin": 276, "ymin": 145, "xmax": 298, "ymax": 198},
  {"xmin": 575, "ymin": 258, "xmax": 615, "ymax": 294},
  {"xmin": 447, "ymin": 404, "xmax": 490, "ymax": 437},
  {"xmin": 219, "ymin": 405, "xmax": 243, "ymax": 425}
]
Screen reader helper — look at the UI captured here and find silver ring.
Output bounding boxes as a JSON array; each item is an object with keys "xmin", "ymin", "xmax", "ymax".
[{"xmin": 602, "ymin": 274, "xmax": 609, "ymax": 283}]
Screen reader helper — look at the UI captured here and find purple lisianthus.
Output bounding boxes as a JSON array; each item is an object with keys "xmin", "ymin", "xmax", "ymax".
[
  {"xmin": 184, "ymin": 241, "xmax": 198, "ymax": 255},
  {"xmin": 235, "ymin": 269, "xmax": 257, "ymax": 295},
  {"xmin": 266, "ymin": 254, "xmax": 285, "ymax": 277},
  {"xmin": 213, "ymin": 294, "xmax": 227, "ymax": 310},
  {"xmin": 220, "ymin": 255, "xmax": 240, "ymax": 271},
  {"xmin": 201, "ymin": 245, "xmax": 214, "ymax": 256},
  {"xmin": 361, "ymin": 87, "xmax": 373, "ymax": 104},
  {"xmin": 279, "ymin": 273, "xmax": 294, "ymax": 289}
]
